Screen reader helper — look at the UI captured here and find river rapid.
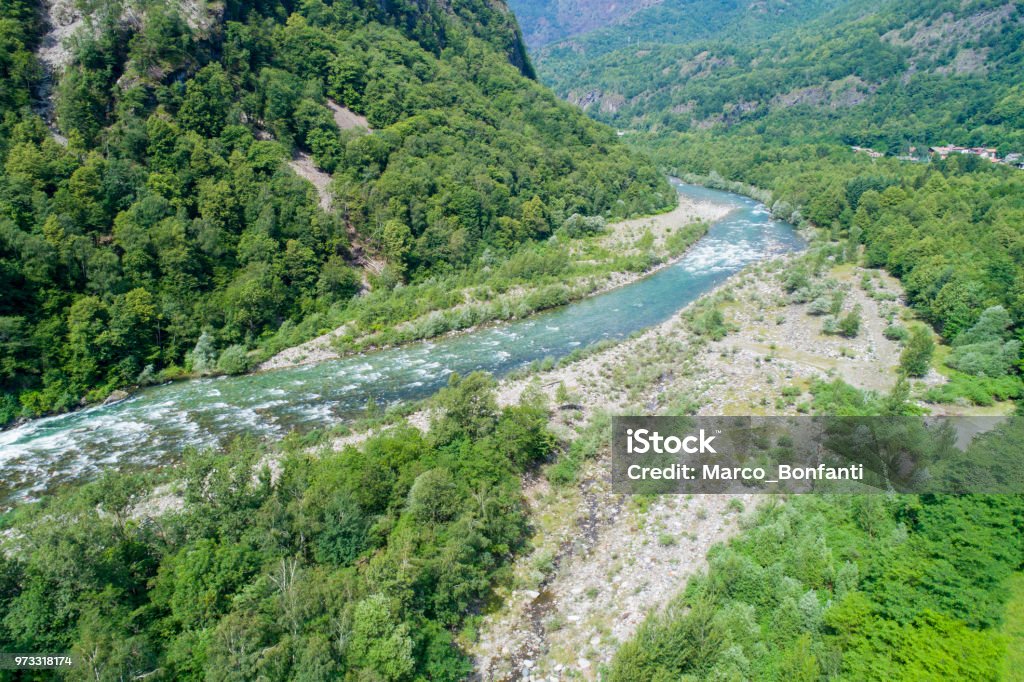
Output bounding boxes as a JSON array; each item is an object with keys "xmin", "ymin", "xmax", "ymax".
[{"xmin": 0, "ymin": 182, "xmax": 804, "ymax": 503}]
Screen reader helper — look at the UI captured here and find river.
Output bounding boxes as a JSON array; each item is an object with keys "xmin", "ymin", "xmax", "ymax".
[{"xmin": 0, "ymin": 182, "xmax": 804, "ymax": 503}]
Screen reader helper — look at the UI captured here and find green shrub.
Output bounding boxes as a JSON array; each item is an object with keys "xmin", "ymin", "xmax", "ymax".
[
  {"xmin": 560, "ymin": 213, "xmax": 607, "ymax": 237},
  {"xmin": 884, "ymin": 324, "xmax": 909, "ymax": 342},
  {"xmin": 900, "ymin": 325, "xmax": 935, "ymax": 378},
  {"xmin": 693, "ymin": 308, "xmax": 729, "ymax": 340},
  {"xmin": 665, "ymin": 221, "xmax": 709, "ymax": 256},
  {"xmin": 216, "ymin": 345, "xmax": 250, "ymax": 375},
  {"xmin": 0, "ymin": 393, "xmax": 19, "ymax": 426},
  {"xmin": 923, "ymin": 374, "xmax": 1024, "ymax": 406},
  {"xmin": 837, "ymin": 307, "xmax": 861, "ymax": 338},
  {"xmin": 948, "ymin": 340, "xmax": 1021, "ymax": 378}
]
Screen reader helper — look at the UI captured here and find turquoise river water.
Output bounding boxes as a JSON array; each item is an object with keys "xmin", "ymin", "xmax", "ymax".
[{"xmin": 0, "ymin": 182, "xmax": 804, "ymax": 502}]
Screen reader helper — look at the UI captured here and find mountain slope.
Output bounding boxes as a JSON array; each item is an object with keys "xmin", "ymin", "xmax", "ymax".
[
  {"xmin": 509, "ymin": 0, "xmax": 847, "ymax": 51},
  {"xmin": 0, "ymin": 0, "xmax": 672, "ymax": 423},
  {"xmin": 534, "ymin": 0, "xmax": 851, "ymax": 64},
  {"xmin": 537, "ymin": 0, "xmax": 1024, "ymax": 150},
  {"xmin": 507, "ymin": 0, "xmax": 660, "ymax": 47}
]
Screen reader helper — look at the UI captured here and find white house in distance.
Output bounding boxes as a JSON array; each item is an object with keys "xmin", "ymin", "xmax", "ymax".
[{"xmin": 929, "ymin": 145, "xmax": 998, "ymax": 161}]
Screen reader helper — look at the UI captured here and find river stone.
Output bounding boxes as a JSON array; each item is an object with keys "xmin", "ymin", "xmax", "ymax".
[{"xmin": 103, "ymin": 389, "xmax": 130, "ymax": 405}]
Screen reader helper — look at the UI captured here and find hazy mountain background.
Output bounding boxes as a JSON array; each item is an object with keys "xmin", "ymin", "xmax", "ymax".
[{"xmin": 527, "ymin": 0, "xmax": 1024, "ymax": 150}]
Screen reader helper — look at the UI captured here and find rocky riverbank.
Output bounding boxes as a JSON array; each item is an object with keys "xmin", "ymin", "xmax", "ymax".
[{"xmin": 467, "ymin": 255, "xmax": 928, "ymax": 680}]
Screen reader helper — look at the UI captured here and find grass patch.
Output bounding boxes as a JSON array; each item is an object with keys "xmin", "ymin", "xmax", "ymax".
[{"xmin": 1001, "ymin": 573, "xmax": 1024, "ymax": 682}]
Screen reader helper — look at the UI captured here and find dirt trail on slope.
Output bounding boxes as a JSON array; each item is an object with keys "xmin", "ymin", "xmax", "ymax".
[
  {"xmin": 286, "ymin": 145, "xmax": 384, "ymax": 299},
  {"xmin": 288, "ymin": 152, "xmax": 333, "ymax": 211}
]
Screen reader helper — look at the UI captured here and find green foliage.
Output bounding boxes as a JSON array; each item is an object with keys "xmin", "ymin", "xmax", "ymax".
[
  {"xmin": 215, "ymin": 344, "xmax": 249, "ymax": 375},
  {"xmin": 664, "ymin": 220, "xmax": 709, "ymax": 257},
  {"xmin": 692, "ymin": 307, "xmax": 729, "ymax": 341},
  {"xmin": 947, "ymin": 306, "xmax": 1021, "ymax": 378},
  {"xmin": 1000, "ymin": 573, "xmax": 1024, "ymax": 681},
  {"xmin": 883, "ymin": 324, "xmax": 909, "ymax": 342},
  {"xmin": 900, "ymin": 325, "xmax": 936, "ymax": 378},
  {"xmin": 559, "ymin": 213, "xmax": 607, "ymax": 237},
  {"xmin": 922, "ymin": 373, "xmax": 1024, "ymax": 406},
  {"xmin": 610, "ymin": 493, "xmax": 1024, "ymax": 681},
  {"xmin": 0, "ymin": 0, "xmax": 671, "ymax": 424},
  {"xmin": 0, "ymin": 378, "xmax": 555, "ymax": 679},
  {"xmin": 837, "ymin": 306, "xmax": 862, "ymax": 338},
  {"xmin": 810, "ymin": 379, "xmax": 879, "ymax": 415}
]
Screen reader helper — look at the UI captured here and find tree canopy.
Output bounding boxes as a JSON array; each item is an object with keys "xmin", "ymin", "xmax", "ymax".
[{"xmin": 0, "ymin": 0, "xmax": 671, "ymax": 424}]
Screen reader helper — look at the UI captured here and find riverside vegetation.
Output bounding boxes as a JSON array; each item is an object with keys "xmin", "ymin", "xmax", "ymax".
[
  {"xmin": 517, "ymin": 0, "xmax": 1024, "ymax": 678},
  {"xmin": 0, "ymin": 0, "xmax": 673, "ymax": 426},
  {"xmin": 0, "ymin": 373, "xmax": 559, "ymax": 680},
  {"xmin": 260, "ymin": 201, "xmax": 716, "ymax": 369}
]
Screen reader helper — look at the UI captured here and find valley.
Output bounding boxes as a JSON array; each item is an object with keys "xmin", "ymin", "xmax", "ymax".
[
  {"xmin": 0, "ymin": 0, "xmax": 1022, "ymax": 678},
  {"xmin": 0, "ymin": 182, "xmax": 800, "ymax": 504}
]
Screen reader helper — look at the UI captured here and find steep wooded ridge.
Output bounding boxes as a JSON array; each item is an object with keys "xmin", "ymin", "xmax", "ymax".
[
  {"xmin": 539, "ymin": 0, "xmax": 1024, "ymax": 150},
  {"xmin": 0, "ymin": 0, "xmax": 672, "ymax": 424}
]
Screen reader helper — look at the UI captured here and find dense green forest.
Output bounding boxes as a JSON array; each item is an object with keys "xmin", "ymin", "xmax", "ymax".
[
  {"xmin": 537, "ymin": 0, "xmax": 1024, "ymax": 152},
  {"xmin": 0, "ymin": 373, "xmax": 554, "ymax": 680},
  {"xmin": 0, "ymin": 0, "xmax": 672, "ymax": 425},
  {"xmin": 531, "ymin": 0, "xmax": 849, "ymax": 67}
]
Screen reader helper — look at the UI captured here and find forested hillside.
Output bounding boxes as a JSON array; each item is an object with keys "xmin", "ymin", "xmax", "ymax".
[
  {"xmin": 539, "ymin": 0, "xmax": 1024, "ymax": 152},
  {"xmin": 532, "ymin": 0, "xmax": 848, "ymax": 74},
  {"xmin": 0, "ymin": 0, "xmax": 672, "ymax": 425}
]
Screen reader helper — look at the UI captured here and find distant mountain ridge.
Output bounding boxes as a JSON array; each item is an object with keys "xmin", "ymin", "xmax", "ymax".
[
  {"xmin": 533, "ymin": 0, "xmax": 850, "ymax": 58},
  {"xmin": 532, "ymin": 0, "xmax": 1024, "ymax": 151},
  {"xmin": 506, "ymin": 0, "xmax": 662, "ymax": 47}
]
